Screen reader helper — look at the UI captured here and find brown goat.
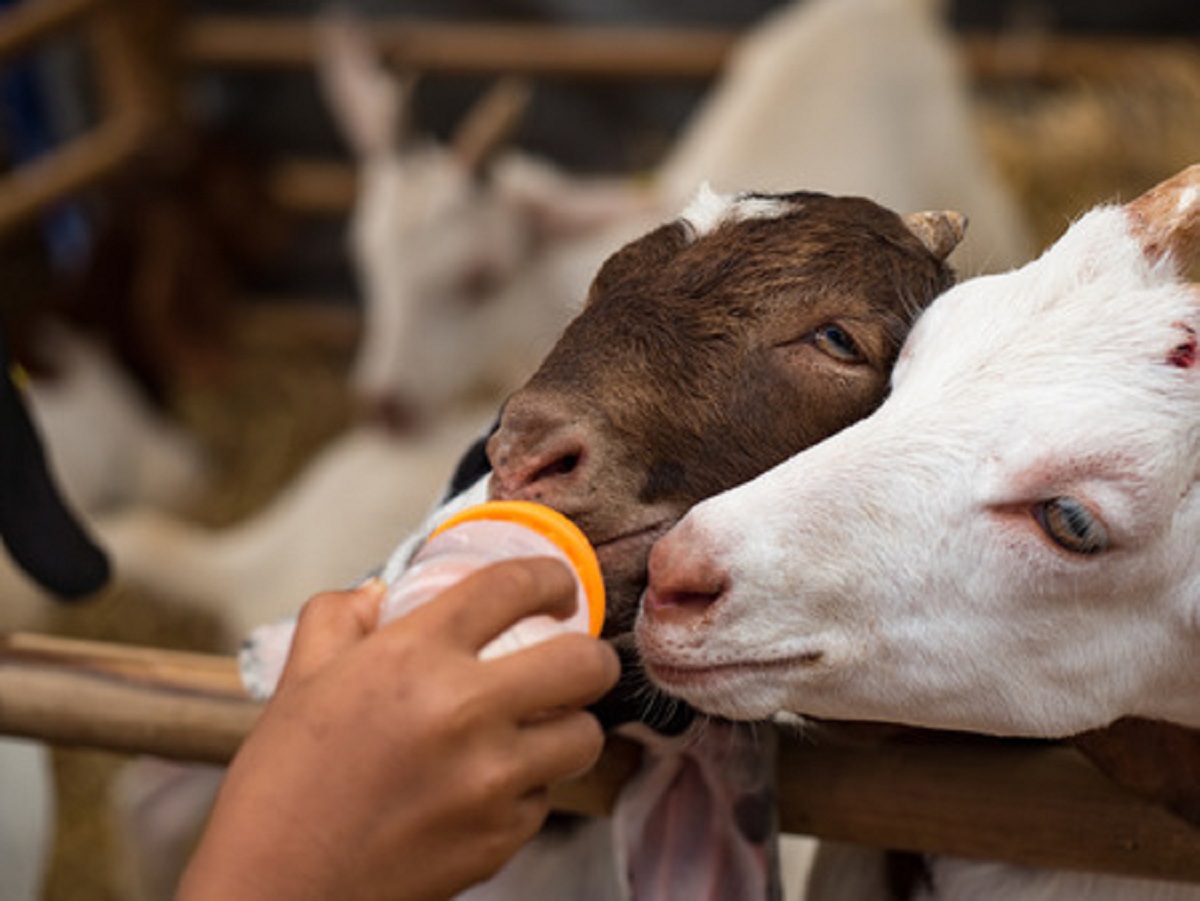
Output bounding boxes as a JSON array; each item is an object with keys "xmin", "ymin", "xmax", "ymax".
[{"xmin": 486, "ymin": 187, "xmax": 962, "ymax": 724}]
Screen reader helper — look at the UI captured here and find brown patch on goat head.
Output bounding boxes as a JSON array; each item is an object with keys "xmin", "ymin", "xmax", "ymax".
[
  {"xmin": 489, "ymin": 191, "xmax": 957, "ymax": 643},
  {"xmin": 1125, "ymin": 163, "xmax": 1200, "ymax": 275}
]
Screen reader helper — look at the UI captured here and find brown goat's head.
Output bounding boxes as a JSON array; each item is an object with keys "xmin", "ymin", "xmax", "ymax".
[{"xmin": 487, "ymin": 187, "xmax": 961, "ymax": 725}]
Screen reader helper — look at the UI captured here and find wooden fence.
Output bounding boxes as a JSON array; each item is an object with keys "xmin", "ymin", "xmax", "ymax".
[{"xmin": 1, "ymin": 631, "xmax": 1198, "ymax": 885}]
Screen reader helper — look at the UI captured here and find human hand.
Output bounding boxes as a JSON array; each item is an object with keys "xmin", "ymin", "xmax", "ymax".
[{"xmin": 178, "ymin": 558, "xmax": 620, "ymax": 901}]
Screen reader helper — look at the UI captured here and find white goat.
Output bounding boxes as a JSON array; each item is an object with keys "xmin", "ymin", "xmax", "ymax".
[
  {"xmin": 657, "ymin": 0, "xmax": 1032, "ymax": 277},
  {"xmin": 638, "ymin": 165, "xmax": 1200, "ymax": 898},
  {"xmin": 321, "ymin": 12, "xmax": 658, "ymax": 426}
]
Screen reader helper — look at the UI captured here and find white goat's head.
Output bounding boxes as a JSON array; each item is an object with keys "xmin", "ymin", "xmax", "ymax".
[
  {"xmin": 638, "ymin": 164, "xmax": 1200, "ymax": 740},
  {"xmin": 318, "ymin": 16, "xmax": 654, "ymax": 428}
]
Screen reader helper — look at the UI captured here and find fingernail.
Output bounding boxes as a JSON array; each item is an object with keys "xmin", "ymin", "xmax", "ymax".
[{"xmin": 359, "ymin": 576, "xmax": 387, "ymax": 596}]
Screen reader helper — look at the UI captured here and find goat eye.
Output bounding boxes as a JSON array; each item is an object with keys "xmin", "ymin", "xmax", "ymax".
[
  {"xmin": 1033, "ymin": 497, "xmax": 1109, "ymax": 555},
  {"xmin": 812, "ymin": 324, "xmax": 863, "ymax": 362}
]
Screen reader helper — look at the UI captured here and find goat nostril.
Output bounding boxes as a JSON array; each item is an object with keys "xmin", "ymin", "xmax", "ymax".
[
  {"xmin": 645, "ymin": 586, "xmax": 723, "ymax": 614},
  {"xmin": 644, "ymin": 526, "xmax": 728, "ymax": 621},
  {"xmin": 488, "ymin": 435, "xmax": 589, "ymax": 500},
  {"xmin": 531, "ymin": 451, "xmax": 580, "ymax": 484},
  {"xmin": 642, "ymin": 580, "xmax": 727, "ymax": 627}
]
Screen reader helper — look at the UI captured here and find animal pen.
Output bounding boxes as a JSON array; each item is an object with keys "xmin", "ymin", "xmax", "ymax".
[{"xmin": 1, "ymin": 1, "xmax": 1198, "ymax": 898}]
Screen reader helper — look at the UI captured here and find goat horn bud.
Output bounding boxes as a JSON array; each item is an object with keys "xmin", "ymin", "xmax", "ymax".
[
  {"xmin": 1126, "ymin": 163, "xmax": 1200, "ymax": 274},
  {"xmin": 452, "ymin": 77, "xmax": 533, "ymax": 173},
  {"xmin": 902, "ymin": 210, "xmax": 968, "ymax": 261}
]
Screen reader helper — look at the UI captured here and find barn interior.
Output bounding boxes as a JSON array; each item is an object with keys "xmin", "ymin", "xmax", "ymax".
[{"xmin": 0, "ymin": 1, "xmax": 1197, "ymax": 898}]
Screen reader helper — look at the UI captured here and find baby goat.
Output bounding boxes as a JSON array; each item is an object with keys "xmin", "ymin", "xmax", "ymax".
[{"xmin": 639, "ymin": 164, "xmax": 1200, "ymax": 898}]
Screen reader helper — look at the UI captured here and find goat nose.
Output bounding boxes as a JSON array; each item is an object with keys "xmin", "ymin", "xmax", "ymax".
[
  {"xmin": 643, "ymin": 520, "xmax": 728, "ymax": 624},
  {"xmin": 487, "ymin": 394, "xmax": 591, "ymax": 503}
]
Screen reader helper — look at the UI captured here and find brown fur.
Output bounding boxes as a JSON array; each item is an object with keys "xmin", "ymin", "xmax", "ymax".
[{"xmin": 488, "ymin": 192, "xmax": 957, "ymax": 648}]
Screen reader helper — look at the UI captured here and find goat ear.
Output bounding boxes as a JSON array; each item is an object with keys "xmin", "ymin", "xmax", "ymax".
[
  {"xmin": 491, "ymin": 155, "xmax": 658, "ymax": 240},
  {"xmin": 315, "ymin": 10, "xmax": 413, "ymax": 159},
  {"xmin": 450, "ymin": 78, "xmax": 532, "ymax": 174},
  {"xmin": 902, "ymin": 210, "xmax": 968, "ymax": 262},
  {"xmin": 1125, "ymin": 163, "xmax": 1200, "ymax": 274},
  {"xmin": 1072, "ymin": 718, "xmax": 1200, "ymax": 826}
]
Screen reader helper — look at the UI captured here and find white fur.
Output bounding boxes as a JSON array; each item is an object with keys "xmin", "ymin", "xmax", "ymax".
[
  {"xmin": 97, "ymin": 411, "xmax": 495, "ymax": 650},
  {"xmin": 638, "ymin": 173, "xmax": 1200, "ymax": 898},
  {"xmin": 657, "ymin": 0, "xmax": 1032, "ymax": 275},
  {"xmin": 0, "ymin": 738, "xmax": 53, "ymax": 901},
  {"xmin": 640, "ymin": 200, "xmax": 1200, "ymax": 737}
]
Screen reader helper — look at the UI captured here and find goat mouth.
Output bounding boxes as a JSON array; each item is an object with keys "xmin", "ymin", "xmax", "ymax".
[
  {"xmin": 591, "ymin": 520, "xmax": 671, "ymax": 557},
  {"xmin": 644, "ymin": 652, "xmax": 825, "ymax": 692}
]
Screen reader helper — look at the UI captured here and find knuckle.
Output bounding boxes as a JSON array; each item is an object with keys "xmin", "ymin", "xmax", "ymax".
[
  {"xmin": 562, "ymin": 711, "xmax": 606, "ymax": 766},
  {"xmin": 467, "ymin": 756, "xmax": 522, "ymax": 808},
  {"xmin": 485, "ymin": 559, "xmax": 542, "ymax": 601},
  {"xmin": 295, "ymin": 590, "xmax": 347, "ymax": 627}
]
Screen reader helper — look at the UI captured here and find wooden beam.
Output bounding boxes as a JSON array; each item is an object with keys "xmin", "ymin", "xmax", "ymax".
[
  {"xmin": 177, "ymin": 16, "xmax": 1200, "ymax": 84},
  {"xmin": 2, "ymin": 631, "xmax": 1199, "ymax": 882},
  {"xmin": 179, "ymin": 17, "xmax": 735, "ymax": 78},
  {"xmin": 266, "ymin": 158, "xmax": 358, "ymax": 214},
  {"xmin": 0, "ymin": 0, "xmax": 102, "ymax": 63},
  {"xmin": 780, "ymin": 735, "xmax": 1200, "ymax": 883},
  {"xmin": 0, "ymin": 115, "xmax": 144, "ymax": 236},
  {"xmin": 0, "ymin": 632, "xmax": 256, "ymax": 764}
]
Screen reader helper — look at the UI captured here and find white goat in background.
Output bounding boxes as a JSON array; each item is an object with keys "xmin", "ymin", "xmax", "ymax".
[
  {"xmin": 658, "ymin": 0, "xmax": 1032, "ymax": 276},
  {"xmin": 344, "ymin": 0, "xmax": 1034, "ymax": 428},
  {"xmin": 638, "ymin": 164, "xmax": 1200, "ymax": 898}
]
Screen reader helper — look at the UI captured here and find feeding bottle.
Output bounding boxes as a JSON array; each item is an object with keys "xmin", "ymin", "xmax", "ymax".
[{"xmin": 380, "ymin": 501, "xmax": 605, "ymax": 659}]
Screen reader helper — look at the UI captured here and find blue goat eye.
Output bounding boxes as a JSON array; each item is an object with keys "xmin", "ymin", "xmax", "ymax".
[
  {"xmin": 812, "ymin": 324, "xmax": 863, "ymax": 362},
  {"xmin": 1034, "ymin": 497, "xmax": 1109, "ymax": 555}
]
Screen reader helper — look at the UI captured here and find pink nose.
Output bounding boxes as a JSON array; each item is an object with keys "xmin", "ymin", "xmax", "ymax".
[
  {"xmin": 643, "ymin": 519, "xmax": 728, "ymax": 624},
  {"xmin": 488, "ymin": 392, "xmax": 591, "ymax": 504}
]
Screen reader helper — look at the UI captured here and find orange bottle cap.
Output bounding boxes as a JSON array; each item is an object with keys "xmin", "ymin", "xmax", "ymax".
[{"xmin": 430, "ymin": 501, "xmax": 606, "ymax": 637}]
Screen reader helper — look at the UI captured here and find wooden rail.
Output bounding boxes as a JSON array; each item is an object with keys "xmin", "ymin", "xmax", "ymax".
[
  {"xmin": 2, "ymin": 631, "xmax": 1199, "ymax": 883},
  {"xmin": 180, "ymin": 18, "xmax": 734, "ymax": 79},
  {"xmin": 0, "ymin": 0, "xmax": 173, "ymax": 235},
  {"xmin": 0, "ymin": 0, "xmax": 101, "ymax": 63},
  {"xmin": 178, "ymin": 16, "xmax": 1200, "ymax": 84}
]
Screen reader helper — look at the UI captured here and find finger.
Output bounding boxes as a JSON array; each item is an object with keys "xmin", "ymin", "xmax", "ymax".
[
  {"xmin": 487, "ymin": 633, "xmax": 620, "ymax": 716},
  {"xmin": 512, "ymin": 709, "xmax": 608, "ymax": 792},
  {"xmin": 397, "ymin": 557, "xmax": 579, "ymax": 654},
  {"xmin": 280, "ymin": 579, "xmax": 385, "ymax": 685}
]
